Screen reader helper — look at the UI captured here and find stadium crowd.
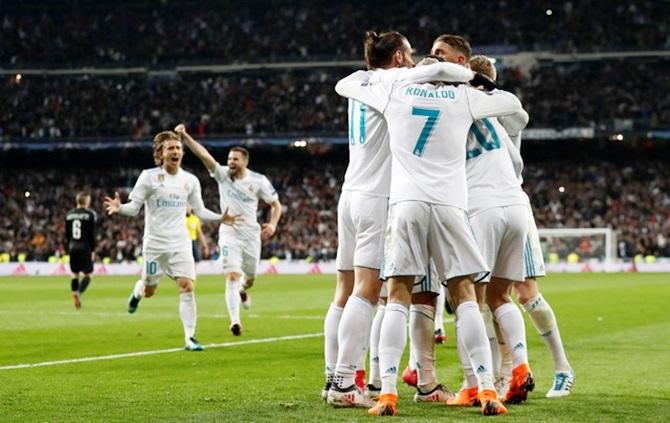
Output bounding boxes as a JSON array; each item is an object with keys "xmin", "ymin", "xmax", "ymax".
[
  {"xmin": 1, "ymin": 158, "xmax": 668, "ymax": 263},
  {"xmin": 3, "ymin": 57, "xmax": 670, "ymax": 142},
  {"xmin": 2, "ymin": 0, "xmax": 668, "ymax": 67}
]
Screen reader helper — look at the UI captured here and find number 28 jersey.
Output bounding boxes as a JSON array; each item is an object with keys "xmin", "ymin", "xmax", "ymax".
[{"xmin": 336, "ymin": 69, "xmax": 524, "ymax": 210}]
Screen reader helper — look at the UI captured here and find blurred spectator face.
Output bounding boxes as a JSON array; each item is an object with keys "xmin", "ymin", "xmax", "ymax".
[
  {"xmin": 227, "ymin": 150, "xmax": 248, "ymax": 177},
  {"xmin": 162, "ymin": 139, "xmax": 184, "ymax": 173},
  {"xmin": 431, "ymin": 41, "xmax": 467, "ymax": 65}
]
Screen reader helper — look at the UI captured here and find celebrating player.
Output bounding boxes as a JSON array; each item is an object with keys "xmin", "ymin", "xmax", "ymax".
[
  {"xmin": 336, "ymin": 52, "xmax": 526, "ymax": 416},
  {"xmin": 104, "ymin": 130, "xmax": 236, "ymax": 351},
  {"xmin": 175, "ymin": 124, "xmax": 282, "ymax": 337},
  {"xmin": 65, "ymin": 192, "xmax": 97, "ymax": 309}
]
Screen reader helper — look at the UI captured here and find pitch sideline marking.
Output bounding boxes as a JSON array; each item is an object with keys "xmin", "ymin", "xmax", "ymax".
[{"xmin": 0, "ymin": 332, "xmax": 323, "ymax": 371}]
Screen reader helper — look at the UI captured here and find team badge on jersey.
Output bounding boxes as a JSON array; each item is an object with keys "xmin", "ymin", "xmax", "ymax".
[
  {"xmin": 158, "ymin": 174, "xmax": 165, "ymax": 182},
  {"xmin": 248, "ymin": 185, "xmax": 255, "ymax": 193}
]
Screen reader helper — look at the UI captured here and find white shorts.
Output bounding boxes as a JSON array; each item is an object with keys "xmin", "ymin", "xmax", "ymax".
[
  {"xmin": 380, "ymin": 264, "xmax": 441, "ymax": 297},
  {"xmin": 142, "ymin": 250, "xmax": 195, "ymax": 286},
  {"xmin": 219, "ymin": 227, "xmax": 261, "ymax": 278},
  {"xmin": 383, "ymin": 201, "xmax": 489, "ymax": 284},
  {"xmin": 525, "ymin": 206, "xmax": 546, "ymax": 278},
  {"xmin": 336, "ymin": 191, "xmax": 388, "ymax": 271},
  {"xmin": 469, "ymin": 205, "xmax": 530, "ymax": 282}
]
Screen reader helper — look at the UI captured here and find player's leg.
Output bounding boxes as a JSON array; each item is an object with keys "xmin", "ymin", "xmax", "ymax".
[
  {"xmin": 323, "ymin": 270, "xmax": 353, "ymax": 402},
  {"xmin": 324, "ymin": 191, "xmax": 355, "ymax": 401},
  {"xmin": 368, "ymin": 295, "xmax": 386, "ymax": 399},
  {"xmin": 430, "ymin": 205, "xmax": 505, "ymax": 415},
  {"xmin": 369, "ymin": 201, "xmax": 429, "ymax": 417},
  {"xmin": 78, "ymin": 251, "xmax": 94, "ymax": 296},
  {"xmin": 239, "ymin": 239, "xmax": 260, "ymax": 309},
  {"xmin": 330, "ymin": 193, "xmax": 386, "ymax": 407},
  {"xmin": 517, "ymin": 207, "xmax": 574, "ymax": 397},
  {"xmin": 486, "ymin": 205, "xmax": 533, "ymax": 404},
  {"xmin": 515, "ymin": 278, "xmax": 574, "ymax": 397},
  {"xmin": 434, "ymin": 285, "xmax": 446, "ymax": 344},
  {"xmin": 69, "ymin": 250, "xmax": 81, "ymax": 309},
  {"xmin": 128, "ymin": 253, "xmax": 162, "ymax": 313},
  {"xmin": 221, "ymin": 237, "xmax": 245, "ymax": 335},
  {"xmin": 169, "ymin": 251, "xmax": 200, "ymax": 350}
]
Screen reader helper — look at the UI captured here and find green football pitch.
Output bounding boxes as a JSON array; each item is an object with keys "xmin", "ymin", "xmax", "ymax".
[{"xmin": 0, "ymin": 273, "xmax": 668, "ymax": 422}]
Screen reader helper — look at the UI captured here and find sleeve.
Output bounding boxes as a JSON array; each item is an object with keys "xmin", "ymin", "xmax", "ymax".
[
  {"xmin": 334, "ymin": 70, "xmax": 393, "ymax": 113},
  {"xmin": 188, "ymin": 177, "xmax": 222, "ymax": 222},
  {"xmin": 88, "ymin": 211, "xmax": 97, "ymax": 250},
  {"xmin": 208, "ymin": 162, "xmax": 227, "ymax": 183},
  {"xmin": 65, "ymin": 214, "xmax": 71, "ymax": 243},
  {"xmin": 399, "ymin": 62, "xmax": 474, "ymax": 84},
  {"xmin": 465, "ymin": 87, "xmax": 523, "ymax": 121},
  {"xmin": 118, "ymin": 200, "xmax": 143, "ymax": 216},
  {"xmin": 259, "ymin": 175, "xmax": 279, "ymax": 203},
  {"xmin": 498, "ymin": 109, "xmax": 529, "ymax": 137},
  {"xmin": 128, "ymin": 170, "xmax": 151, "ymax": 203}
]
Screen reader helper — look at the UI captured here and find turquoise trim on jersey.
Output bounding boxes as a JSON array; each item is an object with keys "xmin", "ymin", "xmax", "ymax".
[
  {"xmin": 524, "ymin": 235, "xmax": 535, "ymax": 277},
  {"xmin": 411, "ymin": 107, "xmax": 440, "ymax": 157},
  {"xmin": 348, "ymin": 99, "xmax": 355, "ymax": 145},
  {"xmin": 359, "ymin": 102, "xmax": 367, "ymax": 144},
  {"xmin": 481, "ymin": 118, "xmax": 501, "ymax": 149}
]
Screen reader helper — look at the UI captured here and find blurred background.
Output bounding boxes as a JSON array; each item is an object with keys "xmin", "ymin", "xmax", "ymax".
[{"xmin": 1, "ymin": 0, "xmax": 669, "ymax": 268}]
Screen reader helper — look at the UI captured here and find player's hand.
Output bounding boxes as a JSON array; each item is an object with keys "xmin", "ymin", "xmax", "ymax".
[
  {"xmin": 469, "ymin": 73, "xmax": 498, "ymax": 91},
  {"xmin": 261, "ymin": 223, "xmax": 276, "ymax": 240},
  {"xmin": 174, "ymin": 124, "xmax": 187, "ymax": 136},
  {"xmin": 103, "ymin": 192, "xmax": 121, "ymax": 215},
  {"xmin": 222, "ymin": 208, "xmax": 243, "ymax": 226}
]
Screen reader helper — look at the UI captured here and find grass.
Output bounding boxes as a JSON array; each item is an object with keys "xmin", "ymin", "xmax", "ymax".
[{"xmin": 0, "ymin": 273, "xmax": 668, "ymax": 422}]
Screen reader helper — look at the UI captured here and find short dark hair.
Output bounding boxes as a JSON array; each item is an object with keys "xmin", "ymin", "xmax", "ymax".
[
  {"xmin": 230, "ymin": 146, "xmax": 249, "ymax": 160},
  {"xmin": 364, "ymin": 30, "xmax": 408, "ymax": 69},
  {"xmin": 434, "ymin": 34, "xmax": 472, "ymax": 60}
]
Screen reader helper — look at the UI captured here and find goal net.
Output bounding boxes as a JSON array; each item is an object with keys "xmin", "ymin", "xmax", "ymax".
[{"xmin": 537, "ymin": 227, "xmax": 617, "ymax": 268}]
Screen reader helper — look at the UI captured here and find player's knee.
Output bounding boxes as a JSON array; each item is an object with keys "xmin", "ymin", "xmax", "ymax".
[
  {"xmin": 227, "ymin": 272, "xmax": 241, "ymax": 282},
  {"xmin": 177, "ymin": 279, "xmax": 194, "ymax": 293},
  {"xmin": 411, "ymin": 291, "xmax": 436, "ymax": 306}
]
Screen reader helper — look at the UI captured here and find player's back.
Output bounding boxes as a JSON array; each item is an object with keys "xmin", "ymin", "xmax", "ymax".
[
  {"xmin": 65, "ymin": 207, "xmax": 96, "ymax": 251},
  {"xmin": 342, "ymin": 70, "xmax": 391, "ymax": 197},
  {"xmin": 384, "ymin": 82, "xmax": 479, "ymax": 209},
  {"xmin": 466, "ymin": 117, "xmax": 529, "ymax": 215}
]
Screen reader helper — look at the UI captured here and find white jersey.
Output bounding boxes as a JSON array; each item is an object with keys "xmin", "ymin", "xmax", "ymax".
[
  {"xmin": 342, "ymin": 70, "xmax": 391, "ymax": 197},
  {"xmin": 210, "ymin": 163, "xmax": 278, "ymax": 238},
  {"xmin": 128, "ymin": 167, "xmax": 207, "ymax": 253},
  {"xmin": 336, "ymin": 64, "xmax": 524, "ymax": 209},
  {"xmin": 466, "ymin": 117, "xmax": 529, "ymax": 215}
]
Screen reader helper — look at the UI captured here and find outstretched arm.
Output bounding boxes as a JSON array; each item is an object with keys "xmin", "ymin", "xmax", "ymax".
[
  {"xmin": 174, "ymin": 124, "xmax": 217, "ymax": 173},
  {"xmin": 103, "ymin": 192, "xmax": 143, "ymax": 216},
  {"xmin": 400, "ymin": 62, "xmax": 474, "ymax": 84}
]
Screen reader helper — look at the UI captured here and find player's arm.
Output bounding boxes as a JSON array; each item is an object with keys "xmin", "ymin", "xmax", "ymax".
[
  {"xmin": 104, "ymin": 171, "xmax": 148, "ymax": 216},
  {"xmin": 399, "ymin": 62, "xmax": 474, "ymax": 84},
  {"xmin": 334, "ymin": 70, "xmax": 392, "ymax": 113},
  {"xmin": 262, "ymin": 199, "xmax": 282, "ymax": 241},
  {"xmin": 498, "ymin": 109, "xmax": 529, "ymax": 139},
  {"xmin": 188, "ymin": 178, "xmax": 241, "ymax": 225},
  {"xmin": 65, "ymin": 216, "xmax": 71, "ymax": 244},
  {"xmin": 174, "ymin": 124, "xmax": 217, "ymax": 173},
  {"xmin": 466, "ymin": 87, "xmax": 525, "ymax": 121}
]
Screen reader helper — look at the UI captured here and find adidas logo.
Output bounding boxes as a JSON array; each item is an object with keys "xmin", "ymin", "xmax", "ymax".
[
  {"xmin": 385, "ymin": 366, "xmax": 398, "ymax": 375},
  {"xmin": 476, "ymin": 365, "xmax": 487, "ymax": 374},
  {"xmin": 513, "ymin": 342, "xmax": 525, "ymax": 351}
]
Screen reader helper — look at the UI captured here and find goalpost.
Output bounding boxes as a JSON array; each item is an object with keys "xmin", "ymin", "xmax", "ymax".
[{"xmin": 537, "ymin": 227, "xmax": 618, "ymax": 267}]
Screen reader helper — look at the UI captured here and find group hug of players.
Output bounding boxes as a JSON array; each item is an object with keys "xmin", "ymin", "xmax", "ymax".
[
  {"xmin": 321, "ymin": 32, "xmax": 575, "ymax": 416},
  {"xmin": 66, "ymin": 125, "xmax": 282, "ymax": 350}
]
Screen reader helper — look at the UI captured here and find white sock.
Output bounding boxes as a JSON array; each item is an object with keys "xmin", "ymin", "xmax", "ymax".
[
  {"xmin": 494, "ymin": 302, "xmax": 529, "ymax": 368},
  {"xmin": 133, "ymin": 279, "xmax": 145, "ymax": 298},
  {"xmin": 379, "ymin": 302, "xmax": 408, "ymax": 396},
  {"xmin": 410, "ymin": 304, "xmax": 438, "ymax": 393},
  {"xmin": 522, "ymin": 294, "xmax": 572, "ymax": 372},
  {"xmin": 324, "ymin": 303, "xmax": 343, "ymax": 380},
  {"xmin": 495, "ymin": 320, "xmax": 513, "ymax": 380},
  {"xmin": 226, "ymin": 278, "xmax": 241, "ymax": 326},
  {"xmin": 456, "ymin": 322, "xmax": 478, "ymax": 389},
  {"xmin": 481, "ymin": 305, "xmax": 501, "ymax": 377},
  {"xmin": 408, "ymin": 322, "xmax": 416, "ymax": 371},
  {"xmin": 456, "ymin": 301, "xmax": 495, "ymax": 392},
  {"xmin": 435, "ymin": 287, "xmax": 446, "ymax": 333},
  {"xmin": 179, "ymin": 291, "xmax": 197, "ymax": 341},
  {"xmin": 334, "ymin": 296, "xmax": 374, "ymax": 389},
  {"xmin": 369, "ymin": 304, "xmax": 385, "ymax": 387}
]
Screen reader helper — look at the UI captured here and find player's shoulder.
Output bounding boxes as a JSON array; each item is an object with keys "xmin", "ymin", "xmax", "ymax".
[
  {"xmin": 247, "ymin": 168, "xmax": 271, "ymax": 183},
  {"xmin": 65, "ymin": 208, "xmax": 77, "ymax": 217}
]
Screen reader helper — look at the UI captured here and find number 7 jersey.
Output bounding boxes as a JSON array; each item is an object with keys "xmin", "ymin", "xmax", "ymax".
[{"xmin": 336, "ymin": 69, "xmax": 525, "ymax": 209}]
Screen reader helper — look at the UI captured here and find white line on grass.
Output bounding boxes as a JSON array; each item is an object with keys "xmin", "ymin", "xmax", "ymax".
[
  {"xmin": 0, "ymin": 332, "xmax": 323, "ymax": 372},
  {"xmin": 0, "ymin": 310, "xmax": 325, "ymax": 320}
]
